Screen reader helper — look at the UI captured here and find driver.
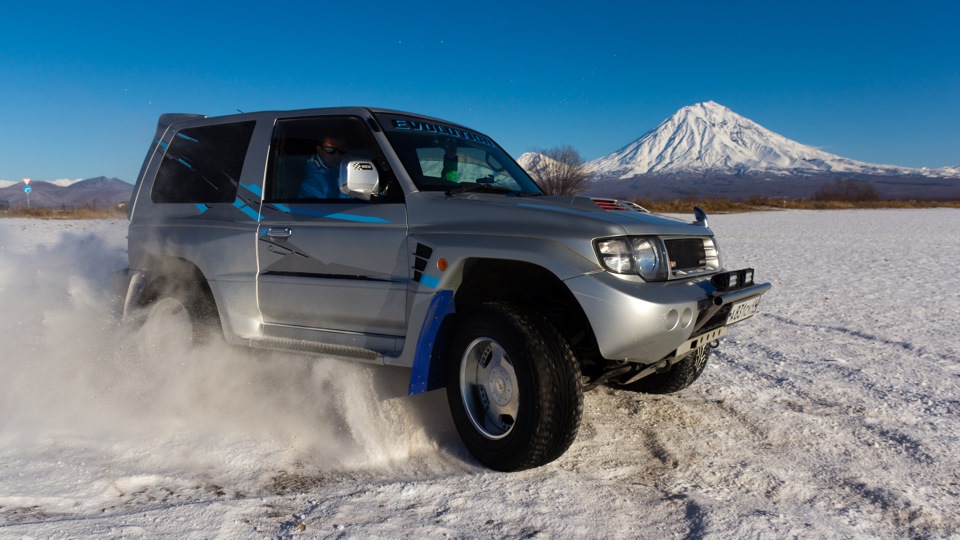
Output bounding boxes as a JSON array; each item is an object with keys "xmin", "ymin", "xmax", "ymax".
[{"xmin": 299, "ymin": 135, "xmax": 352, "ymax": 199}]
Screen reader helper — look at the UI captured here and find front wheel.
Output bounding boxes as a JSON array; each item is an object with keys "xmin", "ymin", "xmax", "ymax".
[{"xmin": 445, "ymin": 303, "xmax": 583, "ymax": 471}]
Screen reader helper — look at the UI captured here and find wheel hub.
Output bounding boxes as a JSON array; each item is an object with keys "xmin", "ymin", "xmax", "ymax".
[
  {"xmin": 459, "ymin": 337, "xmax": 520, "ymax": 440},
  {"xmin": 488, "ymin": 366, "xmax": 513, "ymax": 406}
]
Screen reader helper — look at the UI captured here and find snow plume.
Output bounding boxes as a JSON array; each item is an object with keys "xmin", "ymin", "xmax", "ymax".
[{"xmin": 0, "ymin": 221, "xmax": 450, "ymax": 486}]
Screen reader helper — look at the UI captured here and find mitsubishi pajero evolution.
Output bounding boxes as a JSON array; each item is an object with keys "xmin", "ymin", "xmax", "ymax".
[{"xmin": 118, "ymin": 107, "xmax": 771, "ymax": 471}]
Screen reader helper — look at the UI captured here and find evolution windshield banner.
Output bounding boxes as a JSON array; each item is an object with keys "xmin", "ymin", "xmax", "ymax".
[{"xmin": 380, "ymin": 115, "xmax": 494, "ymax": 147}]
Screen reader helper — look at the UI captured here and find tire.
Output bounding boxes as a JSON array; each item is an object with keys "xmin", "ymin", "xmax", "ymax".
[
  {"xmin": 140, "ymin": 278, "xmax": 220, "ymax": 345},
  {"xmin": 615, "ymin": 346, "xmax": 711, "ymax": 394},
  {"xmin": 445, "ymin": 302, "xmax": 583, "ymax": 471}
]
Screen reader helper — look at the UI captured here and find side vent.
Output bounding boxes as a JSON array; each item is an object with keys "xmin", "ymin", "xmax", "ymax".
[{"xmin": 411, "ymin": 243, "xmax": 434, "ymax": 283}]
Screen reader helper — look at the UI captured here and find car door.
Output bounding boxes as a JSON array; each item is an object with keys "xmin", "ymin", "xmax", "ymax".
[{"xmin": 256, "ymin": 115, "xmax": 408, "ymax": 343}]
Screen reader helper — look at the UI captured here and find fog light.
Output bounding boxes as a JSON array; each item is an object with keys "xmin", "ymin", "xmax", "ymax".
[{"xmin": 665, "ymin": 309, "xmax": 679, "ymax": 330}]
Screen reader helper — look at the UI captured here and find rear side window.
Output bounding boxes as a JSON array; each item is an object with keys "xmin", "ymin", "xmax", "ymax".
[{"xmin": 151, "ymin": 121, "xmax": 256, "ymax": 204}]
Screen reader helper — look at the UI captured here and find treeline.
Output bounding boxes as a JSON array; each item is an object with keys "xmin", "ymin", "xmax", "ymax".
[
  {"xmin": 634, "ymin": 197, "xmax": 960, "ymax": 214},
  {"xmin": 633, "ymin": 180, "xmax": 959, "ymax": 213},
  {"xmin": 1, "ymin": 202, "xmax": 127, "ymax": 219}
]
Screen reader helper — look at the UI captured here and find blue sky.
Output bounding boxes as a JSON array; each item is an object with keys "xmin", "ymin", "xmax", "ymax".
[{"xmin": 1, "ymin": 1, "xmax": 957, "ymax": 183}]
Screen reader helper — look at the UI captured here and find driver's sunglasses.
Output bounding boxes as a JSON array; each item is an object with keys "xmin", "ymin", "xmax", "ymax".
[{"xmin": 322, "ymin": 146, "xmax": 343, "ymax": 155}]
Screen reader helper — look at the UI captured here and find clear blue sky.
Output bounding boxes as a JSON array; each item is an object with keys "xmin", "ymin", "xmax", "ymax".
[{"xmin": 1, "ymin": 0, "xmax": 958, "ymax": 183}]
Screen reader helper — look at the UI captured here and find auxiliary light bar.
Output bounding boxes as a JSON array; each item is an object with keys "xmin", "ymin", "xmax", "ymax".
[{"xmin": 711, "ymin": 268, "xmax": 755, "ymax": 291}]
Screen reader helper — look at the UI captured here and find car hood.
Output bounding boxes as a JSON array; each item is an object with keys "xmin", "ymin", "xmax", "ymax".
[{"xmin": 407, "ymin": 192, "xmax": 713, "ymax": 239}]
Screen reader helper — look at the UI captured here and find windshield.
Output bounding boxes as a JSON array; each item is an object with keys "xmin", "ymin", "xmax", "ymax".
[{"xmin": 375, "ymin": 113, "xmax": 542, "ymax": 195}]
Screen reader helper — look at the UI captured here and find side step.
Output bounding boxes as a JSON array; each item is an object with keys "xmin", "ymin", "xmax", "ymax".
[{"xmin": 254, "ymin": 337, "xmax": 383, "ymax": 363}]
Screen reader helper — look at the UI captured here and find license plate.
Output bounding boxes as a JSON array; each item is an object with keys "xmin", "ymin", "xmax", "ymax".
[{"xmin": 726, "ymin": 296, "xmax": 761, "ymax": 325}]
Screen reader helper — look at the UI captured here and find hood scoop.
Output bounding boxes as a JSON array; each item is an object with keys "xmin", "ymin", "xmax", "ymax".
[{"xmin": 591, "ymin": 198, "xmax": 650, "ymax": 213}]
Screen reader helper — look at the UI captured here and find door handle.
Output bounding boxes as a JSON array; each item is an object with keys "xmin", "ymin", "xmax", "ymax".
[{"xmin": 266, "ymin": 227, "xmax": 292, "ymax": 239}]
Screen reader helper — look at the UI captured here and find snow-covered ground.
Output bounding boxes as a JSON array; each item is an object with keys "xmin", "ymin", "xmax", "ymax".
[{"xmin": 1, "ymin": 210, "xmax": 958, "ymax": 539}]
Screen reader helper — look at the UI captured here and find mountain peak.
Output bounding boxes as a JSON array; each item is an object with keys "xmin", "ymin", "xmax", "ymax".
[
  {"xmin": 681, "ymin": 100, "xmax": 728, "ymax": 114},
  {"xmin": 584, "ymin": 102, "xmax": 914, "ymax": 178},
  {"xmin": 68, "ymin": 176, "xmax": 129, "ymax": 189}
]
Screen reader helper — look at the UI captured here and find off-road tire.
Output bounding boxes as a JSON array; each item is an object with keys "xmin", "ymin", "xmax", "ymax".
[
  {"xmin": 446, "ymin": 302, "xmax": 583, "ymax": 471},
  {"xmin": 140, "ymin": 278, "xmax": 220, "ymax": 345},
  {"xmin": 615, "ymin": 346, "xmax": 711, "ymax": 394}
]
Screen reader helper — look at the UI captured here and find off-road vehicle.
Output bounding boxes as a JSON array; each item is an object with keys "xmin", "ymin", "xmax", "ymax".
[{"xmin": 116, "ymin": 107, "xmax": 770, "ymax": 471}]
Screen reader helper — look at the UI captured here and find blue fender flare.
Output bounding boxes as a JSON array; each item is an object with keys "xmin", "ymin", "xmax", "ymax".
[{"xmin": 408, "ymin": 290, "xmax": 456, "ymax": 395}]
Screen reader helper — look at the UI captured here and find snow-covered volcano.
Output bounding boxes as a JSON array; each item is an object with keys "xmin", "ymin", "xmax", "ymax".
[{"xmin": 583, "ymin": 101, "xmax": 923, "ymax": 179}]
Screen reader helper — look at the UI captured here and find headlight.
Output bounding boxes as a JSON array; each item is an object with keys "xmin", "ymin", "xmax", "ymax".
[
  {"xmin": 594, "ymin": 236, "xmax": 668, "ymax": 281},
  {"xmin": 631, "ymin": 237, "xmax": 664, "ymax": 278},
  {"xmin": 595, "ymin": 238, "xmax": 634, "ymax": 274},
  {"xmin": 594, "ymin": 236, "xmax": 720, "ymax": 281}
]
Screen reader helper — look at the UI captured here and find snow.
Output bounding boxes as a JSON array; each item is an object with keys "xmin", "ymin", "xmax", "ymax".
[
  {"xmin": 2, "ymin": 210, "xmax": 959, "ymax": 538},
  {"xmin": 922, "ymin": 164, "xmax": 960, "ymax": 178},
  {"xmin": 49, "ymin": 179, "xmax": 85, "ymax": 187}
]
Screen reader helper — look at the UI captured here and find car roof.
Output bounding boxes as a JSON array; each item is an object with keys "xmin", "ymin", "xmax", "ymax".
[{"xmin": 161, "ymin": 107, "xmax": 476, "ymax": 133}]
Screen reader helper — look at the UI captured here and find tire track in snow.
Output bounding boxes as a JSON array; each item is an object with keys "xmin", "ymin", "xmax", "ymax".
[
  {"xmin": 763, "ymin": 313, "xmax": 956, "ymax": 364},
  {"xmin": 709, "ymin": 324, "xmax": 957, "ymax": 537},
  {"xmin": 718, "ymin": 340, "xmax": 945, "ymax": 468}
]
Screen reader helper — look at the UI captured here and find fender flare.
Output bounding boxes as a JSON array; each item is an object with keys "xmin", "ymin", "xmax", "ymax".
[{"xmin": 408, "ymin": 290, "xmax": 456, "ymax": 395}]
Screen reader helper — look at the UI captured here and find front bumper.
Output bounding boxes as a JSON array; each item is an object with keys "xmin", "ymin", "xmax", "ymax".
[{"xmin": 566, "ymin": 270, "xmax": 770, "ymax": 364}]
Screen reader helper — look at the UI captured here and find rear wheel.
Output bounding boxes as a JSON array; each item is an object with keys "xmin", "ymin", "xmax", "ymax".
[
  {"xmin": 138, "ymin": 278, "xmax": 220, "ymax": 345},
  {"xmin": 446, "ymin": 302, "xmax": 583, "ymax": 471}
]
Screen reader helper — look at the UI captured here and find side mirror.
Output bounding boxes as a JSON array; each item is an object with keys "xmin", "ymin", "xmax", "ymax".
[{"xmin": 339, "ymin": 157, "xmax": 380, "ymax": 201}]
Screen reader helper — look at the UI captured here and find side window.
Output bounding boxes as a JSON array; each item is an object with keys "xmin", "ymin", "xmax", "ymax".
[
  {"xmin": 151, "ymin": 121, "xmax": 256, "ymax": 204},
  {"xmin": 265, "ymin": 116, "xmax": 393, "ymax": 202}
]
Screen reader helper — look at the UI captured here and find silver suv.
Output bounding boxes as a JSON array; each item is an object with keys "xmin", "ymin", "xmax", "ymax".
[{"xmin": 117, "ymin": 107, "xmax": 770, "ymax": 471}]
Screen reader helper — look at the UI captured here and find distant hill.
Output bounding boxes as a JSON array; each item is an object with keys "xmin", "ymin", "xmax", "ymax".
[{"xmin": 0, "ymin": 177, "xmax": 133, "ymax": 209}]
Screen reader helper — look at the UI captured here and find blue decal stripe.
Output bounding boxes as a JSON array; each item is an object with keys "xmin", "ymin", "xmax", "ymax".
[
  {"xmin": 241, "ymin": 183, "xmax": 263, "ymax": 197},
  {"xmin": 233, "ymin": 199, "xmax": 260, "ymax": 221},
  {"xmin": 326, "ymin": 212, "xmax": 390, "ymax": 223},
  {"xmin": 195, "ymin": 203, "xmax": 209, "ymax": 214},
  {"xmin": 419, "ymin": 274, "xmax": 440, "ymax": 289},
  {"xmin": 286, "ymin": 207, "xmax": 390, "ymax": 223},
  {"xmin": 273, "ymin": 203, "xmax": 291, "ymax": 213},
  {"xmin": 175, "ymin": 132, "xmax": 199, "ymax": 142}
]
